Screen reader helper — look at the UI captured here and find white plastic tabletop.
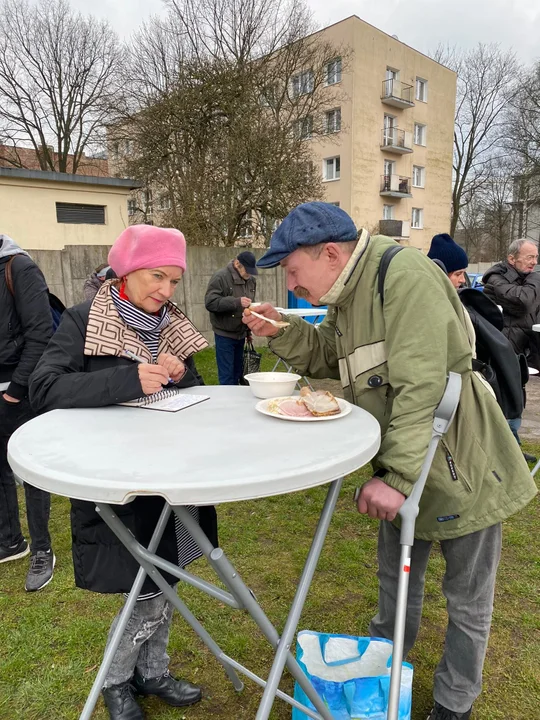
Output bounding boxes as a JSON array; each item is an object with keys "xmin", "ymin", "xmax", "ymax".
[
  {"xmin": 8, "ymin": 387, "xmax": 380, "ymax": 506},
  {"xmin": 276, "ymin": 307, "xmax": 328, "ymax": 318}
]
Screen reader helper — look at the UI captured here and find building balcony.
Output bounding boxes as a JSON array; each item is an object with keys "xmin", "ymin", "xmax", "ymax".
[
  {"xmin": 379, "ymin": 219, "xmax": 410, "ymax": 239},
  {"xmin": 381, "ymin": 79, "xmax": 415, "ymax": 108},
  {"xmin": 381, "ymin": 128, "xmax": 413, "ymax": 154},
  {"xmin": 380, "ymin": 174, "xmax": 412, "ymax": 198}
]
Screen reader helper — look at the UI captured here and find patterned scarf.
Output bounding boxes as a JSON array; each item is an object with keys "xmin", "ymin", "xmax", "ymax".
[
  {"xmin": 84, "ymin": 280, "xmax": 209, "ymax": 362},
  {"xmin": 110, "ymin": 284, "xmax": 170, "ymax": 359}
]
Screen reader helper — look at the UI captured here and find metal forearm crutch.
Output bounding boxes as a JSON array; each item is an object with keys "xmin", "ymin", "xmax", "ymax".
[{"xmin": 387, "ymin": 372, "xmax": 462, "ymax": 720}]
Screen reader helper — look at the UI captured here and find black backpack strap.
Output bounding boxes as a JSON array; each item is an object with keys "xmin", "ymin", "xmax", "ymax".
[{"xmin": 378, "ymin": 245, "xmax": 404, "ymax": 304}]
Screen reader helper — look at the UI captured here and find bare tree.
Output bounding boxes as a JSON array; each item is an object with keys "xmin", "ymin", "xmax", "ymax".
[
  {"xmin": 0, "ymin": 0, "xmax": 121, "ymax": 173},
  {"xmin": 432, "ymin": 43, "xmax": 519, "ymax": 236},
  {"xmin": 507, "ymin": 63, "xmax": 540, "ymax": 175},
  {"xmin": 457, "ymin": 164, "xmax": 515, "ymax": 262},
  {"xmin": 113, "ymin": 0, "xmax": 349, "ymax": 245}
]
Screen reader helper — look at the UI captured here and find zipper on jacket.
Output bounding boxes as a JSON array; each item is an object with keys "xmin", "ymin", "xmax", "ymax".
[
  {"xmin": 443, "ymin": 443, "xmax": 473, "ymax": 492},
  {"xmin": 445, "ymin": 451, "xmax": 459, "ymax": 482},
  {"xmin": 336, "ymin": 323, "xmax": 357, "ymax": 404}
]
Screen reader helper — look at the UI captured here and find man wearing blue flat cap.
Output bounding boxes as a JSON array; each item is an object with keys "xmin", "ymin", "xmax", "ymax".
[{"xmin": 244, "ymin": 201, "xmax": 537, "ymax": 720}]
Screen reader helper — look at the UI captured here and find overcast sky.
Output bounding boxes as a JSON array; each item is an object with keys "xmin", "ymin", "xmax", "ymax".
[{"xmin": 68, "ymin": 0, "xmax": 540, "ymax": 64}]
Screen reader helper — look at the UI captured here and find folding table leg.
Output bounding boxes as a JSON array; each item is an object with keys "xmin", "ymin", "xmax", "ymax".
[
  {"xmin": 174, "ymin": 478, "xmax": 343, "ymax": 720},
  {"xmin": 254, "ymin": 478, "xmax": 342, "ymax": 719},
  {"xmin": 96, "ymin": 503, "xmax": 244, "ymax": 694},
  {"xmin": 79, "ymin": 503, "xmax": 172, "ymax": 720}
]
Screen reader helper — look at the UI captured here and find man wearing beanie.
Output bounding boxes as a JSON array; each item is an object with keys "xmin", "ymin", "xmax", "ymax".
[
  {"xmin": 205, "ymin": 251, "xmax": 257, "ymax": 385},
  {"xmin": 244, "ymin": 201, "xmax": 537, "ymax": 720},
  {"xmin": 427, "ymin": 233, "xmax": 469, "ymax": 289}
]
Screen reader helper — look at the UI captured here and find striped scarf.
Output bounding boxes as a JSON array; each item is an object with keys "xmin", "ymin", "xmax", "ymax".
[{"xmin": 110, "ymin": 285, "xmax": 170, "ymax": 359}]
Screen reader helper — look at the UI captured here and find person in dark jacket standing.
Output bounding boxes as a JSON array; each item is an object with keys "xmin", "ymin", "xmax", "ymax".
[
  {"xmin": 483, "ymin": 238, "xmax": 540, "ymax": 458},
  {"xmin": 205, "ymin": 251, "xmax": 257, "ymax": 384},
  {"xmin": 30, "ymin": 225, "xmax": 214, "ymax": 720},
  {"xmin": 0, "ymin": 234, "xmax": 55, "ymax": 591},
  {"xmin": 83, "ymin": 263, "xmax": 110, "ymax": 301},
  {"xmin": 483, "ymin": 239, "xmax": 540, "ymax": 366}
]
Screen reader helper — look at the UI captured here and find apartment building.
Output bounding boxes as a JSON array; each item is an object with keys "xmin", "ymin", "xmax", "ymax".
[
  {"xmin": 306, "ymin": 16, "xmax": 456, "ymax": 250},
  {"xmin": 111, "ymin": 15, "xmax": 456, "ymax": 251}
]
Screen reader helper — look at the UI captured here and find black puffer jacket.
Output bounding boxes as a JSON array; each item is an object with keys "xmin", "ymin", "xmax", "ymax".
[
  {"xmin": 483, "ymin": 261, "xmax": 540, "ymax": 370},
  {"xmin": 29, "ymin": 302, "xmax": 217, "ymax": 595},
  {"xmin": 0, "ymin": 241, "xmax": 52, "ymax": 399}
]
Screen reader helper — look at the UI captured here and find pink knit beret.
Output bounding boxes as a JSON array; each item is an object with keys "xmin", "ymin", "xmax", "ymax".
[{"xmin": 108, "ymin": 225, "xmax": 187, "ymax": 277}]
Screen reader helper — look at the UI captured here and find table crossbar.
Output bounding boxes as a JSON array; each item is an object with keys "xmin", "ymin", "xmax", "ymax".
[{"xmin": 78, "ymin": 482, "xmax": 343, "ymax": 720}]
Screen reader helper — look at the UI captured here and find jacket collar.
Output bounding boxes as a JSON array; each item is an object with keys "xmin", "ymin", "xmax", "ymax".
[
  {"xmin": 319, "ymin": 229, "xmax": 371, "ymax": 306},
  {"xmin": 228, "ymin": 261, "xmax": 246, "ymax": 284}
]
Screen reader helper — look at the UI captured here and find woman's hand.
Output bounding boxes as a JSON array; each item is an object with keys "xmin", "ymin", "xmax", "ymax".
[
  {"xmin": 138, "ymin": 364, "xmax": 170, "ymax": 395},
  {"xmin": 157, "ymin": 352, "xmax": 186, "ymax": 382}
]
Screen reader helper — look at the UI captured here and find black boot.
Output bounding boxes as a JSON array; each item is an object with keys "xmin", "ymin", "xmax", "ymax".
[
  {"xmin": 102, "ymin": 682, "xmax": 145, "ymax": 720},
  {"xmin": 523, "ymin": 451, "xmax": 537, "ymax": 464},
  {"xmin": 132, "ymin": 669, "xmax": 202, "ymax": 707}
]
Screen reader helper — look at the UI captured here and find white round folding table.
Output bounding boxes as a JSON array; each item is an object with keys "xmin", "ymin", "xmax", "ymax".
[{"xmin": 8, "ymin": 386, "xmax": 380, "ymax": 720}]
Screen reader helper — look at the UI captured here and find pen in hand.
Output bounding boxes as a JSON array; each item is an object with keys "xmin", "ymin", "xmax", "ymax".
[{"xmin": 122, "ymin": 350, "xmax": 174, "ymax": 384}]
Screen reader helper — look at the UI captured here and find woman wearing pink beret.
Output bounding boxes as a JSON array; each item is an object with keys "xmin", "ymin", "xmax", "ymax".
[{"xmin": 30, "ymin": 225, "xmax": 213, "ymax": 720}]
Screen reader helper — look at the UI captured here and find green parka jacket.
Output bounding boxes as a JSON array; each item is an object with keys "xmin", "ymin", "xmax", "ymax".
[{"xmin": 269, "ymin": 232, "xmax": 537, "ymax": 540}]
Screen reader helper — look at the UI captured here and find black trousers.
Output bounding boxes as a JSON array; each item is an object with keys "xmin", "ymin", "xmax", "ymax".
[{"xmin": 0, "ymin": 395, "xmax": 51, "ymax": 553}]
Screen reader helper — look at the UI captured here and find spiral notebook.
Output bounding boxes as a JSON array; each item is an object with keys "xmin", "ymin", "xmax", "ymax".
[{"xmin": 119, "ymin": 388, "xmax": 210, "ymax": 412}]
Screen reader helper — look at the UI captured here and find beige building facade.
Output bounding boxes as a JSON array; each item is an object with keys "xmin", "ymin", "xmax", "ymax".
[
  {"xmin": 0, "ymin": 167, "xmax": 140, "ymax": 251},
  {"xmin": 308, "ymin": 16, "xmax": 456, "ymax": 250}
]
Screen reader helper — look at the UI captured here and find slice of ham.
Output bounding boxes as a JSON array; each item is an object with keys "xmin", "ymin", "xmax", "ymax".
[{"xmin": 277, "ymin": 399, "xmax": 313, "ymax": 417}]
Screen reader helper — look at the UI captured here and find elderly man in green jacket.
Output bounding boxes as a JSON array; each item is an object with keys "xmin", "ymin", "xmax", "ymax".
[{"xmin": 243, "ymin": 202, "xmax": 537, "ymax": 720}]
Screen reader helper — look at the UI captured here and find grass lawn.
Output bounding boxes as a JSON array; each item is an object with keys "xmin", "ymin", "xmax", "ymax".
[{"xmin": 0, "ymin": 347, "xmax": 538, "ymax": 720}]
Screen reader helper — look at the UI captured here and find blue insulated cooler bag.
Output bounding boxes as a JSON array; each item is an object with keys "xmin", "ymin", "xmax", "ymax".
[{"xmin": 293, "ymin": 632, "xmax": 413, "ymax": 720}]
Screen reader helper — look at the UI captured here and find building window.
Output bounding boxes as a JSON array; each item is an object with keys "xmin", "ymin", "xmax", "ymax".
[
  {"xmin": 414, "ymin": 123, "xmax": 427, "ymax": 146},
  {"xmin": 416, "ymin": 78, "xmax": 428, "ymax": 102},
  {"xmin": 157, "ymin": 194, "xmax": 171, "ymax": 211},
  {"xmin": 295, "ymin": 115, "xmax": 313, "ymax": 140},
  {"xmin": 325, "ymin": 108, "xmax": 341, "ymax": 134},
  {"xmin": 383, "ymin": 204, "xmax": 394, "ymax": 220},
  {"xmin": 127, "ymin": 199, "xmax": 136, "ymax": 216},
  {"xmin": 124, "ymin": 139, "xmax": 134, "ymax": 155},
  {"xmin": 143, "ymin": 189, "xmax": 153, "ymax": 214},
  {"xmin": 412, "ymin": 165, "xmax": 425, "ymax": 188},
  {"xmin": 239, "ymin": 223, "xmax": 253, "ymax": 238},
  {"xmin": 56, "ymin": 202, "xmax": 105, "ymax": 225},
  {"xmin": 260, "ymin": 84, "xmax": 277, "ymax": 107},
  {"xmin": 291, "ymin": 70, "xmax": 314, "ymax": 97},
  {"xmin": 384, "ymin": 158, "xmax": 396, "ymax": 177},
  {"xmin": 326, "ymin": 57, "xmax": 342, "ymax": 86},
  {"xmin": 323, "ymin": 156, "xmax": 340, "ymax": 181},
  {"xmin": 386, "ymin": 67, "xmax": 399, "ymax": 81},
  {"xmin": 411, "ymin": 208, "xmax": 424, "ymax": 229}
]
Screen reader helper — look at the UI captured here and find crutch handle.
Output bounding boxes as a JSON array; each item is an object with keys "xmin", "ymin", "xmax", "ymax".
[{"xmin": 398, "ymin": 372, "xmax": 462, "ymax": 547}]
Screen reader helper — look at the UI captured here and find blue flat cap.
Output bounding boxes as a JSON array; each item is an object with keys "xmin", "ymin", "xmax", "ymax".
[{"xmin": 257, "ymin": 202, "xmax": 358, "ymax": 269}]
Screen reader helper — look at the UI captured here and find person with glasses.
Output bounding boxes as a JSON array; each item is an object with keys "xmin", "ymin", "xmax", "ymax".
[{"xmin": 483, "ymin": 238, "xmax": 540, "ymax": 459}]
